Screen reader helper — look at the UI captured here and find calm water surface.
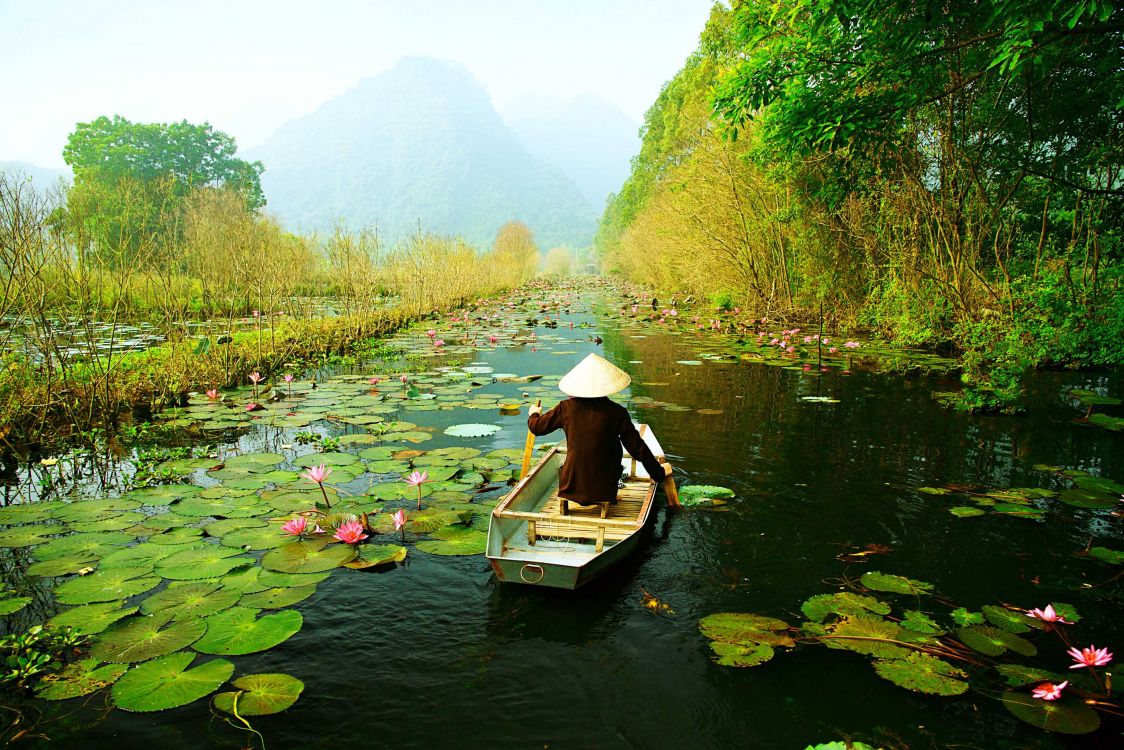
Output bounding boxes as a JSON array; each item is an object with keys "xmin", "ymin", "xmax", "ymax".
[{"xmin": 32, "ymin": 291, "xmax": 1123, "ymax": 749}]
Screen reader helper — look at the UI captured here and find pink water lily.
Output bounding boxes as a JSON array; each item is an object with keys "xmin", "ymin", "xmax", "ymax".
[
  {"xmin": 281, "ymin": 516, "xmax": 308, "ymax": 537},
  {"xmin": 393, "ymin": 509, "xmax": 407, "ymax": 531},
  {"xmin": 400, "ymin": 375, "xmax": 408, "ymax": 384},
  {"xmin": 489, "ymin": 334, "xmax": 498, "ymax": 343},
  {"xmin": 369, "ymin": 376, "xmax": 381, "ymax": 386},
  {"xmin": 245, "ymin": 402, "xmax": 259, "ymax": 412},
  {"xmin": 283, "ymin": 374, "xmax": 294, "ymax": 383},
  {"xmin": 334, "ymin": 519, "xmax": 368, "ymax": 545},
  {"xmin": 434, "ymin": 339, "xmax": 445, "ymax": 347},
  {"xmin": 1026, "ymin": 604, "xmax": 1072, "ymax": 624},
  {"xmin": 407, "ymin": 470, "xmax": 429, "ymax": 510},
  {"xmin": 426, "ymin": 329, "xmax": 437, "ymax": 338},
  {"xmin": 1031, "ymin": 681, "xmax": 1067, "ymax": 701},
  {"xmin": 249, "ymin": 372, "xmax": 262, "ymax": 384},
  {"xmin": 1068, "ymin": 645, "xmax": 1113, "ymax": 669},
  {"xmin": 301, "ymin": 463, "xmax": 333, "ymax": 508},
  {"xmin": 206, "ymin": 389, "xmax": 220, "ymax": 400},
  {"xmin": 844, "ymin": 341, "xmax": 861, "ymax": 349}
]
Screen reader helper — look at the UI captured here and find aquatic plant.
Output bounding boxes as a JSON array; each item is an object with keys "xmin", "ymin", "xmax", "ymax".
[
  {"xmin": 406, "ymin": 471, "xmax": 429, "ymax": 510},
  {"xmin": 333, "ymin": 520, "xmax": 368, "ymax": 545},
  {"xmin": 299, "ymin": 464, "xmax": 334, "ymax": 509}
]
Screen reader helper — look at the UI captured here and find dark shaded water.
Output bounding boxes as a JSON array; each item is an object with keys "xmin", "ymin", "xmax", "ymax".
[{"xmin": 27, "ymin": 291, "xmax": 1124, "ymax": 749}]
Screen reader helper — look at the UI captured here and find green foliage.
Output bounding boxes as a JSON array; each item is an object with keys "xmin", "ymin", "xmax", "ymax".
[{"xmin": 0, "ymin": 624, "xmax": 89, "ymax": 691}]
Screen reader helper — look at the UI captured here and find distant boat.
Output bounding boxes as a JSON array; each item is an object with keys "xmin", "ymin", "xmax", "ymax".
[{"xmin": 486, "ymin": 425, "xmax": 665, "ymax": 589}]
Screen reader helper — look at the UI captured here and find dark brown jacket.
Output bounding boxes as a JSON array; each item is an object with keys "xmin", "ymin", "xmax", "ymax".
[{"xmin": 527, "ymin": 397, "xmax": 664, "ymax": 505}]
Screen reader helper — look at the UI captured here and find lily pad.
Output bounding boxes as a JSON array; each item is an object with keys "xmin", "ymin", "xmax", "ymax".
[
  {"xmin": 801, "ymin": 593, "xmax": 890, "ymax": 623},
  {"xmin": 444, "ymin": 423, "xmax": 502, "ymax": 438},
  {"xmin": 37, "ymin": 659, "xmax": 128, "ymax": 701},
  {"xmin": 1001, "ymin": 690, "xmax": 1100, "ymax": 734},
  {"xmin": 415, "ymin": 525, "xmax": 488, "ymax": 556},
  {"xmin": 91, "ymin": 610, "xmax": 207, "ymax": 663},
  {"xmin": 699, "ymin": 612, "xmax": 793, "ymax": 648},
  {"xmin": 957, "ymin": 625, "xmax": 1037, "ymax": 657},
  {"xmin": 240, "ymin": 585, "xmax": 317, "ymax": 610},
  {"xmin": 873, "ymin": 651, "xmax": 969, "ymax": 695},
  {"xmin": 679, "ymin": 485, "xmax": 736, "ymax": 506},
  {"xmin": 156, "ymin": 545, "xmax": 254, "ymax": 580},
  {"xmin": 982, "ymin": 604, "xmax": 1036, "ymax": 633},
  {"xmin": 995, "ymin": 663, "xmax": 1068, "ymax": 687},
  {"xmin": 292, "ymin": 452, "xmax": 360, "ymax": 467},
  {"xmin": 344, "ymin": 544, "xmax": 408, "ymax": 569},
  {"xmin": 140, "ymin": 582, "xmax": 242, "ymax": 620},
  {"xmin": 948, "ymin": 506, "xmax": 986, "ymax": 518},
  {"xmin": 49, "ymin": 602, "xmax": 139, "ymax": 635},
  {"xmin": 900, "ymin": 610, "xmax": 944, "ymax": 635},
  {"xmin": 708, "ymin": 640, "xmax": 774, "ymax": 667},
  {"xmin": 99, "ymin": 543, "xmax": 183, "ymax": 569},
  {"xmin": 213, "ymin": 673, "xmax": 304, "ymax": 716},
  {"xmin": 55, "ymin": 567, "xmax": 161, "ymax": 604},
  {"xmin": 860, "ymin": 571, "xmax": 934, "ymax": 595},
  {"xmin": 192, "ymin": 607, "xmax": 303, "ymax": 655},
  {"xmin": 0, "ymin": 524, "xmax": 63, "ymax": 547},
  {"xmin": 819, "ymin": 615, "xmax": 911, "ymax": 659},
  {"xmin": 223, "ymin": 453, "xmax": 285, "ymax": 472},
  {"xmin": 111, "ymin": 651, "xmax": 234, "ymax": 712},
  {"xmin": 950, "ymin": 607, "xmax": 985, "ymax": 626},
  {"xmin": 1088, "ymin": 546, "xmax": 1124, "ymax": 564},
  {"xmin": 262, "ymin": 539, "xmax": 357, "ymax": 573}
]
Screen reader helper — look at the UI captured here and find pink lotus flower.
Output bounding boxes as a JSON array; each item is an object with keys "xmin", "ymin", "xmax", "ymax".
[
  {"xmin": 249, "ymin": 372, "xmax": 262, "ymax": 384},
  {"xmin": 669, "ymin": 308, "xmax": 677, "ymax": 316},
  {"xmin": 393, "ymin": 509, "xmax": 407, "ymax": 531},
  {"xmin": 786, "ymin": 346, "xmax": 795, "ymax": 354},
  {"xmin": 283, "ymin": 374, "xmax": 294, "ymax": 383},
  {"xmin": 844, "ymin": 341, "xmax": 860, "ymax": 348},
  {"xmin": 369, "ymin": 376, "xmax": 381, "ymax": 385},
  {"xmin": 1026, "ymin": 604, "xmax": 1072, "ymax": 624},
  {"xmin": 434, "ymin": 339, "xmax": 445, "ymax": 347},
  {"xmin": 334, "ymin": 519, "xmax": 368, "ymax": 545},
  {"xmin": 426, "ymin": 329, "xmax": 436, "ymax": 338},
  {"xmin": 252, "ymin": 309, "xmax": 260, "ymax": 318},
  {"xmin": 1068, "ymin": 645, "xmax": 1113, "ymax": 669},
  {"xmin": 281, "ymin": 516, "xmax": 308, "ymax": 537},
  {"xmin": 489, "ymin": 335, "xmax": 498, "ymax": 343},
  {"xmin": 407, "ymin": 470, "xmax": 429, "ymax": 510},
  {"xmin": 206, "ymin": 389, "xmax": 220, "ymax": 400},
  {"xmin": 400, "ymin": 375, "xmax": 408, "ymax": 384},
  {"xmin": 245, "ymin": 402, "xmax": 259, "ymax": 411},
  {"xmin": 301, "ymin": 464, "xmax": 332, "ymax": 484},
  {"xmin": 1031, "ymin": 681, "xmax": 1067, "ymax": 701},
  {"xmin": 829, "ymin": 346, "xmax": 838, "ymax": 354}
]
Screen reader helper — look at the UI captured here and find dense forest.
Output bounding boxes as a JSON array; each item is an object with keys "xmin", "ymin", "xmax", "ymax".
[{"xmin": 598, "ymin": 1, "xmax": 1123, "ymax": 407}]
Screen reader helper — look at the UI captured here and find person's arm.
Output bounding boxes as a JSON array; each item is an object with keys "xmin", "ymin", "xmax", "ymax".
[
  {"xmin": 618, "ymin": 414, "xmax": 670, "ymax": 480},
  {"xmin": 527, "ymin": 400, "xmax": 566, "ymax": 436}
]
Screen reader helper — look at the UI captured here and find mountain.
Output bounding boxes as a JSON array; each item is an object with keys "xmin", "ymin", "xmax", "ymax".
[
  {"xmin": 502, "ymin": 93, "xmax": 640, "ymax": 210},
  {"xmin": 0, "ymin": 161, "xmax": 70, "ymax": 191},
  {"xmin": 248, "ymin": 57, "xmax": 597, "ymax": 248}
]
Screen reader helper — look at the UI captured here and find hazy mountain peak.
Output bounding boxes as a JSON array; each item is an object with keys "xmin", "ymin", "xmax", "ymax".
[{"xmin": 249, "ymin": 56, "xmax": 596, "ymax": 248}]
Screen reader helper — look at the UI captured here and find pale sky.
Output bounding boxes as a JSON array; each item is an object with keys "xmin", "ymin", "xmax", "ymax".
[{"xmin": 1, "ymin": 0, "xmax": 717, "ymax": 168}]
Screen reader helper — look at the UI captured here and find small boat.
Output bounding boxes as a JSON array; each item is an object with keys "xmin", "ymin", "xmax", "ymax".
[{"xmin": 486, "ymin": 424, "xmax": 666, "ymax": 589}]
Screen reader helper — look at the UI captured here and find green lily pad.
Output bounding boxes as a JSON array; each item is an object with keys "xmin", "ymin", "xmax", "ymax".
[
  {"xmin": 1088, "ymin": 546, "xmax": 1124, "ymax": 564},
  {"xmin": 1087, "ymin": 413, "xmax": 1124, "ymax": 432},
  {"xmin": 708, "ymin": 640, "xmax": 774, "ymax": 667},
  {"xmin": 91, "ymin": 610, "xmax": 207, "ymax": 663},
  {"xmin": 819, "ymin": 616, "xmax": 911, "ymax": 659},
  {"xmin": 27, "ymin": 555, "xmax": 96, "ymax": 577},
  {"xmin": 1058, "ymin": 487, "xmax": 1117, "ymax": 509},
  {"xmin": 444, "ymin": 423, "xmax": 501, "ymax": 438},
  {"xmin": 415, "ymin": 525, "xmax": 488, "ymax": 556},
  {"xmin": 0, "ymin": 524, "xmax": 63, "ymax": 547},
  {"xmin": 48, "ymin": 602, "xmax": 139, "ymax": 634},
  {"xmin": 213, "ymin": 673, "xmax": 304, "ymax": 716},
  {"xmin": 982, "ymin": 604, "xmax": 1037, "ymax": 633},
  {"xmin": 679, "ymin": 485, "xmax": 736, "ymax": 506},
  {"xmin": 292, "ymin": 452, "xmax": 360, "ymax": 467},
  {"xmin": 256, "ymin": 570, "xmax": 331, "ymax": 588},
  {"xmin": 957, "ymin": 625, "xmax": 1037, "ymax": 657},
  {"xmin": 111, "ymin": 651, "xmax": 234, "ymax": 712},
  {"xmin": 0, "ymin": 596, "xmax": 32, "ymax": 615},
  {"xmin": 35, "ymin": 532, "xmax": 135, "ymax": 561},
  {"xmin": 55, "ymin": 567, "xmax": 161, "ymax": 604},
  {"xmin": 205, "ymin": 518, "xmax": 268, "ymax": 537},
  {"xmin": 261, "ymin": 539, "xmax": 357, "ymax": 573},
  {"xmin": 948, "ymin": 506, "xmax": 987, "ymax": 518},
  {"xmin": 995, "ymin": 663, "xmax": 1068, "ymax": 687},
  {"xmin": 900, "ymin": 611, "xmax": 944, "ymax": 635},
  {"xmin": 192, "ymin": 607, "xmax": 303, "ymax": 655},
  {"xmin": 219, "ymin": 567, "xmax": 269, "ymax": 594},
  {"xmin": 699, "ymin": 612, "xmax": 794, "ymax": 648},
  {"xmin": 240, "ymin": 585, "xmax": 317, "ymax": 610},
  {"xmin": 219, "ymin": 524, "xmax": 289, "ymax": 550},
  {"xmin": 223, "ymin": 452, "xmax": 285, "ymax": 472},
  {"xmin": 860, "ymin": 571, "xmax": 934, "ymax": 595},
  {"xmin": 156, "ymin": 545, "xmax": 254, "ymax": 580},
  {"xmin": 801, "ymin": 593, "xmax": 890, "ymax": 623},
  {"xmin": 917, "ymin": 486, "xmax": 952, "ymax": 495},
  {"xmin": 873, "ymin": 651, "xmax": 969, "ymax": 695},
  {"xmin": 37, "ymin": 658, "xmax": 128, "ymax": 700},
  {"xmin": 1001, "ymin": 691, "xmax": 1100, "ymax": 733},
  {"xmin": 950, "ymin": 607, "xmax": 985, "ymax": 626},
  {"xmin": 344, "ymin": 544, "xmax": 407, "ymax": 569},
  {"xmin": 140, "ymin": 582, "xmax": 242, "ymax": 619},
  {"xmin": 99, "ymin": 543, "xmax": 183, "ymax": 569}
]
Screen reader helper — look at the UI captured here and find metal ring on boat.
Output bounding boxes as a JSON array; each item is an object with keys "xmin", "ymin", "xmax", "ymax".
[{"xmin": 520, "ymin": 564, "xmax": 545, "ymax": 583}]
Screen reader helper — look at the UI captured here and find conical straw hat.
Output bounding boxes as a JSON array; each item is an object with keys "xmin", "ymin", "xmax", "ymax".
[{"xmin": 558, "ymin": 353, "xmax": 631, "ymax": 398}]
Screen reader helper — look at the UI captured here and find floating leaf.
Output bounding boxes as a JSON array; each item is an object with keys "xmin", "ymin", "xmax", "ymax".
[
  {"xmin": 261, "ymin": 539, "xmax": 357, "ymax": 573},
  {"xmin": 292, "ymin": 452, "xmax": 360, "ymax": 467},
  {"xmin": 708, "ymin": 640, "xmax": 774, "ymax": 667},
  {"xmin": 820, "ymin": 616, "xmax": 911, "ymax": 659},
  {"xmin": 699, "ymin": 613, "xmax": 793, "ymax": 648},
  {"xmin": 948, "ymin": 506, "xmax": 986, "ymax": 518},
  {"xmin": 950, "ymin": 608, "xmax": 985, "ymax": 626},
  {"xmin": 860, "ymin": 571, "xmax": 934, "ymax": 595},
  {"xmin": 111, "ymin": 651, "xmax": 234, "ymax": 712},
  {"xmin": 140, "ymin": 582, "xmax": 242, "ymax": 620},
  {"xmin": 256, "ymin": 570, "xmax": 330, "ymax": 588},
  {"xmin": 917, "ymin": 487, "xmax": 952, "ymax": 495},
  {"xmin": 240, "ymin": 585, "xmax": 317, "ymax": 609},
  {"xmin": 192, "ymin": 607, "xmax": 303, "ymax": 655},
  {"xmin": 1058, "ymin": 487, "xmax": 1116, "ymax": 509},
  {"xmin": 873, "ymin": 652, "xmax": 969, "ymax": 695},
  {"xmin": 1001, "ymin": 691, "xmax": 1100, "ymax": 734},
  {"xmin": 801, "ymin": 593, "xmax": 890, "ymax": 623},
  {"xmin": 37, "ymin": 659, "xmax": 128, "ymax": 701},
  {"xmin": 55, "ymin": 567, "xmax": 160, "ymax": 605},
  {"xmin": 679, "ymin": 485, "xmax": 736, "ymax": 506},
  {"xmin": 1088, "ymin": 546, "xmax": 1124, "ymax": 565},
  {"xmin": 0, "ymin": 596, "xmax": 31, "ymax": 616},
  {"xmin": 1047, "ymin": 602, "xmax": 1081, "ymax": 623},
  {"xmin": 213, "ymin": 673, "xmax": 304, "ymax": 716},
  {"xmin": 444, "ymin": 423, "xmax": 501, "ymax": 438},
  {"xmin": 900, "ymin": 611, "xmax": 944, "ymax": 635},
  {"xmin": 804, "ymin": 743, "xmax": 882, "ymax": 750},
  {"xmin": 49, "ymin": 602, "xmax": 139, "ymax": 635},
  {"xmin": 957, "ymin": 625, "xmax": 1036, "ymax": 657},
  {"xmin": 156, "ymin": 545, "xmax": 254, "ymax": 580},
  {"xmin": 982, "ymin": 604, "xmax": 1036, "ymax": 633},
  {"xmin": 344, "ymin": 544, "xmax": 407, "ymax": 569},
  {"xmin": 995, "ymin": 663, "xmax": 1068, "ymax": 687},
  {"xmin": 415, "ymin": 525, "xmax": 488, "ymax": 556},
  {"xmin": 0, "ymin": 524, "xmax": 63, "ymax": 547},
  {"xmin": 91, "ymin": 610, "xmax": 207, "ymax": 663},
  {"xmin": 223, "ymin": 452, "xmax": 285, "ymax": 472},
  {"xmin": 219, "ymin": 524, "xmax": 289, "ymax": 550}
]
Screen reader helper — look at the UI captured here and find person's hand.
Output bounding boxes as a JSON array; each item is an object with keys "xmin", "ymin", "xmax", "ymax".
[
  {"xmin": 528, "ymin": 403, "xmax": 542, "ymax": 417},
  {"xmin": 660, "ymin": 461, "xmax": 673, "ymax": 477}
]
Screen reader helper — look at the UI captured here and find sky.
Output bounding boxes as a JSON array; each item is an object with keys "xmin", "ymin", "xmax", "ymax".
[{"xmin": 0, "ymin": 0, "xmax": 717, "ymax": 168}]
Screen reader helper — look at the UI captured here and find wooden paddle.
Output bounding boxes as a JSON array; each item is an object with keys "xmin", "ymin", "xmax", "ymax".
[
  {"xmin": 662, "ymin": 464, "xmax": 681, "ymax": 507},
  {"xmin": 520, "ymin": 400, "xmax": 542, "ymax": 479}
]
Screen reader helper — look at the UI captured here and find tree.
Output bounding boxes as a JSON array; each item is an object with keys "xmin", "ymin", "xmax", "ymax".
[{"xmin": 490, "ymin": 220, "xmax": 539, "ymax": 284}]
